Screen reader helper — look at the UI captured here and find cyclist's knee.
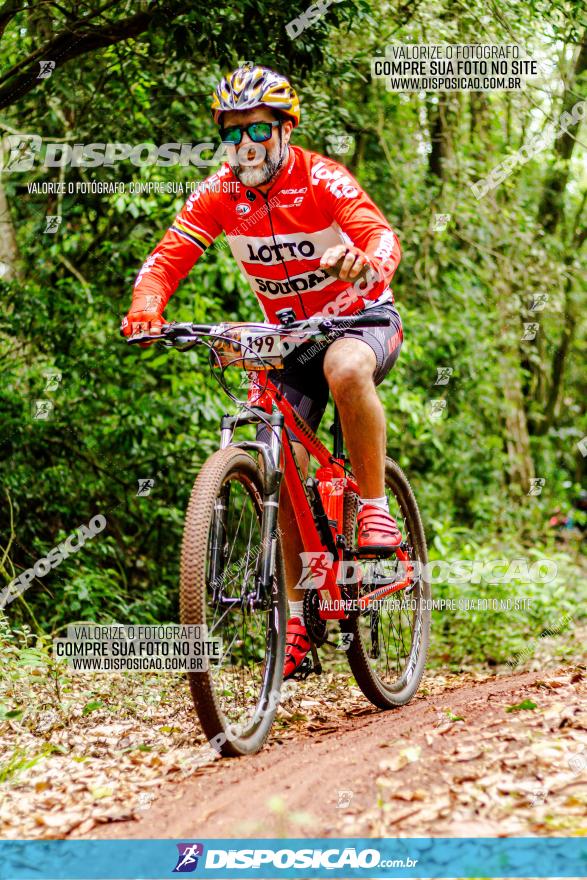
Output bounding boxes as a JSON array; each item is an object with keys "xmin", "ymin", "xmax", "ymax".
[{"xmin": 324, "ymin": 342, "xmax": 376, "ymax": 393}]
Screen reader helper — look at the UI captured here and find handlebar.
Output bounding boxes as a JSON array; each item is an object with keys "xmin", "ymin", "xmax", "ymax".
[{"xmin": 126, "ymin": 312, "xmax": 392, "ymax": 347}]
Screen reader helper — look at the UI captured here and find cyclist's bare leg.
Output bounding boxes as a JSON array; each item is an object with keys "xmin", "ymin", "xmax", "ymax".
[
  {"xmin": 323, "ymin": 338, "xmax": 385, "ymax": 498},
  {"xmin": 279, "ymin": 442, "xmax": 309, "ymax": 602}
]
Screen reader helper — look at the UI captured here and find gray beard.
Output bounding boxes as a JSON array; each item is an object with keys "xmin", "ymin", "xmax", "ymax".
[{"xmin": 231, "ymin": 140, "xmax": 286, "ymax": 188}]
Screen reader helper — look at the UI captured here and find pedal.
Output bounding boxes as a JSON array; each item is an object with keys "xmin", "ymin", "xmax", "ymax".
[
  {"xmin": 286, "ymin": 655, "xmax": 323, "ymax": 681},
  {"xmin": 287, "ymin": 656, "xmax": 314, "ymax": 681}
]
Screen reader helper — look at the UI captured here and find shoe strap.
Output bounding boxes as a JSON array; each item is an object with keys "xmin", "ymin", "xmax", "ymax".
[
  {"xmin": 359, "ymin": 506, "xmax": 398, "ymax": 526},
  {"xmin": 286, "ymin": 619, "xmax": 307, "ymax": 637},
  {"xmin": 285, "ymin": 621, "xmax": 310, "ymax": 655}
]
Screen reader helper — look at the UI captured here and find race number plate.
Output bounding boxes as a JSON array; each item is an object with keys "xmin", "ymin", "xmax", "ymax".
[{"xmin": 239, "ymin": 330, "xmax": 285, "ymax": 369}]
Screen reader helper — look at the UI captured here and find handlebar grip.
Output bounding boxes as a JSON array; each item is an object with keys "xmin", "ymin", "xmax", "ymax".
[
  {"xmin": 325, "ymin": 313, "xmax": 392, "ymax": 328},
  {"xmin": 352, "ymin": 314, "xmax": 392, "ymax": 328}
]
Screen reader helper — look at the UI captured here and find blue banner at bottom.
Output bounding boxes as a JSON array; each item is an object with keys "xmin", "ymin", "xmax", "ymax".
[{"xmin": 0, "ymin": 837, "xmax": 585, "ymax": 879}]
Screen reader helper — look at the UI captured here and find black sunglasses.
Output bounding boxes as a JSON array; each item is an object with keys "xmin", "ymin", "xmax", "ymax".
[{"xmin": 220, "ymin": 120, "xmax": 280, "ymax": 146}]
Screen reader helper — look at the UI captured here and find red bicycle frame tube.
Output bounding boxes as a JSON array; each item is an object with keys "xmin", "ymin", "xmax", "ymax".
[
  {"xmin": 247, "ymin": 371, "xmax": 413, "ymax": 618},
  {"xmin": 249, "ymin": 372, "xmax": 352, "ymax": 619},
  {"xmin": 357, "ymin": 545, "xmax": 415, "ymax": 610}
]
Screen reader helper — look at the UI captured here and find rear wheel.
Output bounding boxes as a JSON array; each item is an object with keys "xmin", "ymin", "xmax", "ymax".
[
  {"xmin": 180, "ymin": 446, "xmax": 286, "ymax": 756},
  {"xmin": 341, "ymin": 457, "xmax": 430, "ymax": 708}
]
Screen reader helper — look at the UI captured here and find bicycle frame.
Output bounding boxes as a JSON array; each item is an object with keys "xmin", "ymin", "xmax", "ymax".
[
  {"xmin": 220, "ymin": 370, "xmax": 415, "ymax": 621},
  {"xmin": 127, "ymin": 318, "xmax": 415, "ymax": 620}
]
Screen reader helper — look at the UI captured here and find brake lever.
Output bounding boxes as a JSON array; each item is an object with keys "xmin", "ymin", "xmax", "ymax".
[{"xmin": 126, "ymin": 332, "xmax": 164, "ymax": 345}]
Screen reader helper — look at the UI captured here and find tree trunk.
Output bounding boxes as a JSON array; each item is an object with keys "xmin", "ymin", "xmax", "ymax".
[
  {"xmin": 537, "ymin": 34, "xmax": 587, "ymax": 233},
  {"xmin": 0, "ymin": 152, "xmax": 19, "ymax": 280},
  {"xmin": 535, "ymin": 255, "xmax": 581, "ymax": 435},
  {"xmin": 427, "ymin": 94, "xmax": 450, "ymax": 180},
  {"xmin": 496, "ymin": 280, "xmax": 535, "ymax": 489}
]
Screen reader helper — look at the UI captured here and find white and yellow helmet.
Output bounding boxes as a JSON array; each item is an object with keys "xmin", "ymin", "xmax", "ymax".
[{"xmin": 212, "ymin": 64, "xmax": 300, "ymax": 127}]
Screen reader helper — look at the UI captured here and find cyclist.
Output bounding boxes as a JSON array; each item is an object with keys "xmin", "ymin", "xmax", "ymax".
[{"xmin": 122, "ymin": 64, "xmax": 404, "ymax": 679}]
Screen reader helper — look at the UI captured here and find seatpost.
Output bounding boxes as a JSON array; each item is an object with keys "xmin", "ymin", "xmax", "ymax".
[{"xmin": 332, "ymin": 405, "xmax": 344, "ymax": 460}]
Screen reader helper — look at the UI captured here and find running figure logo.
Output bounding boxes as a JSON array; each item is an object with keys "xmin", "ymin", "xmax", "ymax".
[
  {"xmin": 173, "ymin": 843, "xmax": 204, "ymax": 872},
  {"xmin": 294, "ymin": 551, "xmax": 334, "ymax": 590},
  {"xmin": 137, "ymin": 478, "xmax": 155, "ymax": 497}
]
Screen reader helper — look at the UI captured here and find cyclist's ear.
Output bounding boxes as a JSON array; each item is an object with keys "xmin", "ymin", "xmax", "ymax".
[
  {"xmin": 281, "ymin": 120, "xmax": 293, "ymax": 143},
  {"xmin": 275, "ymin": 112, "xmax": 293, "ymax": 144}
]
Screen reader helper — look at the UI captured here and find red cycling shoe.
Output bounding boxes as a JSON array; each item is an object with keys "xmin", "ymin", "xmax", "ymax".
[
  {"xmin": 357, "ymin": 503, "xmax": 402, "ymax": 553},
  {"xmin": 283, "ymin": 617, "xmax": 311, "ymax": 679}
]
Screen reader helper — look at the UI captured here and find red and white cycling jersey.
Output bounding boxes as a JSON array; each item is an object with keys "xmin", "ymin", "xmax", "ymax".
[{"xmin": 132, "ymin": 145, "xmax": 401, "ymax": 323}]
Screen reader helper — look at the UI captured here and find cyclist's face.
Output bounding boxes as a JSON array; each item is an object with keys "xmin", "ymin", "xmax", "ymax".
[{"xmin": 222, "ymin": 108, "xmax": 293, "ymax": 188}]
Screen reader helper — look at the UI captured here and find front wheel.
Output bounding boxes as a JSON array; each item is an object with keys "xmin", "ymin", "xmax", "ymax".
[
  {"xmin": 180, "ymin": 446, "xmax": 286, "ymax": 756},
  {"xmin": 341, "ymin": 457, "xmax": 430, "ymax": 708}
]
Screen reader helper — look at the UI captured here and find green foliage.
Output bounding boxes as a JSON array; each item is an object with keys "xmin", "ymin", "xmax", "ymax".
[
  {"xmin": 426, "ymin": 531, "xmax": 585, "ymax": 667},
  {"xmin": 0, "ymin": 0, "xmax": 584, "ymax": 676},
  {"xmin": 506, "ymin": 700, "xmax": 538, "ymax": 712}
]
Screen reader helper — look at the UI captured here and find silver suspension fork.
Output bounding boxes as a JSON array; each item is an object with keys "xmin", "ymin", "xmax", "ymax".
[
  {"xmin": 256, "ymin": 411, "xmax": 283, "ymax": 606},
  {"xmin": 216, "ymin": 408, "xmax": 285, "ymax": 608}
]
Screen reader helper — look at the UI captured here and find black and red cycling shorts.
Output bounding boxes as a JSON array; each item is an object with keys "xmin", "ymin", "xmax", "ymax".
[{"xmin": 257, "ymin": 302, "xmax": 403, "ymax": 441}]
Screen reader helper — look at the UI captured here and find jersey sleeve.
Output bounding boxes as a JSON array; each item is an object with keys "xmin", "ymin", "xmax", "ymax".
[
  {"xmin": 310, "ymin": 155, "xmax": 401, "ymax": 286},
  {"xmin": 129, "ymin": 174, "xmax": 225, "ymax": 314}
]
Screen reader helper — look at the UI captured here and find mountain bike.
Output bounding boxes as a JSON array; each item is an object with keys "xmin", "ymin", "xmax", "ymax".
[{"xmin": 128, "ymin": 309, "xmax": 430, "ymax": 756}]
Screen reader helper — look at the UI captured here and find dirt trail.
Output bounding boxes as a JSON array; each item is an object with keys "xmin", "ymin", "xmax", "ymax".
[{"xmin": 83, "ymin": 665, "xmax": 587, "ymax": 839}]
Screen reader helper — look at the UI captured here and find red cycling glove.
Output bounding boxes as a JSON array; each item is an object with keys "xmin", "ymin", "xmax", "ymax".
[{"xmin": 121, "ymin": 292, "xmax": 164, "ymax": 342}]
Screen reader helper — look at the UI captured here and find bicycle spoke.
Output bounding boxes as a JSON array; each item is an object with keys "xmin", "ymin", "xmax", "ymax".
[
  {"xmin": 350, "ymin": 475, "xmax": 427, "ymax": 695},
  {"xmin": 202, "ymin": 473, "xmax": 274, "ymax": 732}
]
